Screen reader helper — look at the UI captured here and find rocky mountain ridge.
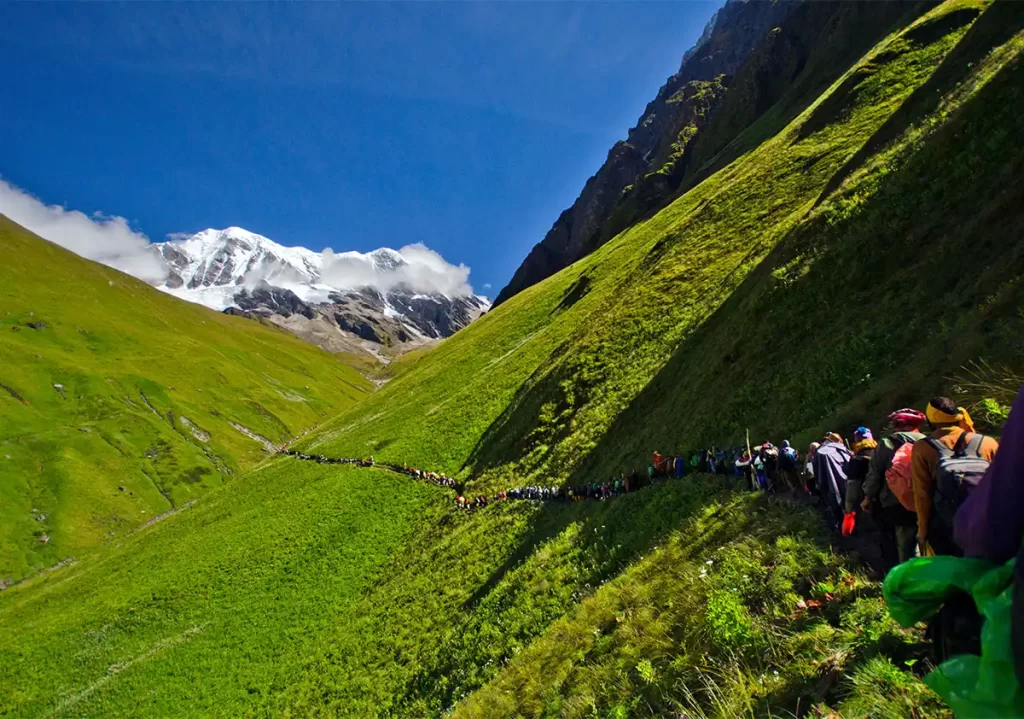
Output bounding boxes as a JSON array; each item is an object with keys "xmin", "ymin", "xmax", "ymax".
[
  {"xmin": 493, "ymin": 0, "xmax": 920, "ymax": 308},
  {"xmin": 151, "ymin": 227, "xmax": 489, "ymax": 359},
  {"xmin": 493, "ymin": 0, "xmax": 801, "ymax": 306}
]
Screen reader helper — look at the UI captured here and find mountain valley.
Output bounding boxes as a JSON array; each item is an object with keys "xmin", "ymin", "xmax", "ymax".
[{"xmin": 2, "ymin": 1, "xmax": 1024, "ymax": 717}]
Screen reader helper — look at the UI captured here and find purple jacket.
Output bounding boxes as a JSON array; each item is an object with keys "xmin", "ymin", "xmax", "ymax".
[
  {"xmin": 814, "ymin": 440, "xmax": 852, "ymax": 514},
  {"xmin": 955, "ymin": 386, "xmax": 1022, "ymax": 562}
]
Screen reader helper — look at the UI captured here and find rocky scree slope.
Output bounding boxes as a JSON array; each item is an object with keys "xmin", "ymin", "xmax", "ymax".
[{"xmin": 152, "ymin": 227, "xmax": 489, "ymax": 359}]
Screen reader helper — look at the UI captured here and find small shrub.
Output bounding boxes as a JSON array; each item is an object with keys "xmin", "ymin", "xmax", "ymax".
[{"xmin": 706, "ymin": 589, "xmax": 753, "ymax": 652}]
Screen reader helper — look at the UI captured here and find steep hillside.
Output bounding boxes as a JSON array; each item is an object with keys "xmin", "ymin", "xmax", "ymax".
[
  {"xmin": 0, "ymin": 217, "xmax": 370, "ymax": 582},
  {"xmin": 494, "ymin": 0, "xmax": 927, "ymax": 306},
  {"xmin": 2, "ymin": 1, "xmax": 1023, "ymax": 717},
  {"xmin": 307, "ymin": 0, "xmax": 1024, "ymax": 492}
]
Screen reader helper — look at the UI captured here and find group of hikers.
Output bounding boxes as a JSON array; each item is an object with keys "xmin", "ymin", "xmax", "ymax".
[
  {"xmin": 280, "ymin": 449, "xmax": 376, "ymax": 468},
  {"xmin": 801, "ymin": 397, "xmax": 1008, "ymax": 574},
  {"xmin": 399, "ymin": 464, "xmax": 458, "ymax": 490},
  {"xmin": 281, "ymin": 390, "xmax": 1024, "ymax": 710},
  {"xmin": 280, "ymin": 392, "xmax": 1017, "ymax": 576}
]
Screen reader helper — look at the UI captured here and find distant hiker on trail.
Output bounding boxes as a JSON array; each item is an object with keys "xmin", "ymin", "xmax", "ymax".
[
  {"xmin": 674, "ymin": 454, "xmax": 685, "ymax": 479},
  {"xmin": 804, "ymin": 442, "xmax": 820, "ymax": 495},
  {"xmin": 956, "ymin": 387, "xmax": 1024, "ymax": 562},
  {"xmin": 814, "ymin": 433, "xmax": 852, "ymax": 529},
  {"xmin": 912, "ymin": 397, "xmax": 998, "ymax": 556},
  {"xmin": 778, "ymin": 440, "xmax": 800, "ymax": 493},
  {"xmin": 761, "ymin": 443, "xmax": 779, "ymax": 492},
  {"xmin": 843, "ymin": 427, "xmax": 878, "ymax": 537},
  {"xmin": 735, "ymin": 450, "xmax": 754, "ymax": 491},
  {"xmin": 861, "ymin": 409, "xmax": 925, "ymax": 569},
  {"xmin": 652, "ymin": 451, "xmax": 664, "ymax": 474},
  {"xmin": 753, "ymin": 451, "xmax": 766, "ymax": 490}
]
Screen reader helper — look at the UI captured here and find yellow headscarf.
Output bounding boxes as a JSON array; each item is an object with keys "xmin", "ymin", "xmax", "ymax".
[
  {"xmin": 926, "ymin": 402, "xmax": 975, "ymax": 432},
  {"xmin": 852, "ymin": 438, "xmax": 878, "ymax": 453}
]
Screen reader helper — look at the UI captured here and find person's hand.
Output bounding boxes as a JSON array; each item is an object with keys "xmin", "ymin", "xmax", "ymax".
[
  {"xmin": 918, "ymin": 537, "xmax": 928, "ymax": 557},
  {"xmin": 860, "ymin": 497, "xmax": 873, "ymax": 512}
]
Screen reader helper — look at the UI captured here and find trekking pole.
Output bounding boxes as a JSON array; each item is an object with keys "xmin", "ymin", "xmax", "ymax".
[{"xmin": 746, "ymin": 429, "xmax": 756, "ymax": 491}]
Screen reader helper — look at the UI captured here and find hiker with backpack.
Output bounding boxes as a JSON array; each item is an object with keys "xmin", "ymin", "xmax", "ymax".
[
  {"xmin": 843, "ymin": 427, "xmax": 878, "ymax": 537},
  {"xmin": 861, "ymin": 409, "xmax": 926, "ymax": 569},
  {"xmin": 778, "ymin": 440, "xmax": 801, "ymax": 493},
  {"xmin": 912, "ymin": 397, "xmax": 999, "ymax": 556},
  {"xmin": 814, "ymin": 433, "xmax": 853, "ymax": 529},
  {"xmin": 734, "ymin": 450, "xmax": 754, "ymax": 490}
]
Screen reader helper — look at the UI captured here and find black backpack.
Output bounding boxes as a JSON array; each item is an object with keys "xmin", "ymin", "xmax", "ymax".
[{"xmin": 927, "ymin": 433, "xmax": 990, "ymax": 530}]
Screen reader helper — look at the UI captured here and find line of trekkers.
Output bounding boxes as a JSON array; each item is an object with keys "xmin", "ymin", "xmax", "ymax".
[
  {"xmin": 279, "ymin": 449, "xmax": 376, "ymax": 468},
  {"xmin": 644, "ymin": 396, "xmax": 1011, "ymax": 575},
  {"xmin": 280, "ymin": 392, "xmax": 1014, "ymax": 575}
]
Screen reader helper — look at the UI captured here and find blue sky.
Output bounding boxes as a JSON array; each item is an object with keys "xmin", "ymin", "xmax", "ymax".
[{"xmin": 0, "ymin": 1, "xmax": 716, "ymax": 295}]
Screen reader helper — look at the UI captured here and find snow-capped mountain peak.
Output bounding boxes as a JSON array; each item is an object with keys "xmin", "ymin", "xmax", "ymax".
[{"xmin": 149, "ymin": 227, "xmax": 489, "ymax": 358}]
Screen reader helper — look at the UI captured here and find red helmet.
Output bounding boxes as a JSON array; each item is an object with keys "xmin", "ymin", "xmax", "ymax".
[{"xmin": 887, "ymin": 408, "xmax": 926, "ymax": 430}]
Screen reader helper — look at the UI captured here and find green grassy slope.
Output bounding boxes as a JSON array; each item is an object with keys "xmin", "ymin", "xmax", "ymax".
[
  {"xmin": 1, "ymin": 462, "xmax": 938, "ymax": 718},
  {"xmin": 0, "ymin": 218, "xmax": 370, "ymax": 581},
  {"xmin": 3, "ymin": 1, "xmax": 1023, "ymax": 717},
  {"xmin": 0, "ymin": 460, "xmax": 439, "ymax": 716},
  {"xmin": 306, "ymin": 0, "xmax": 1024, "ymax": 491}
]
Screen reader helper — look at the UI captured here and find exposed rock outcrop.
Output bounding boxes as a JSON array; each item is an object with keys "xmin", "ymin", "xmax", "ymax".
[{"xmin": 493, "ymin": 0, "xmax": 799, "ymax": 307}]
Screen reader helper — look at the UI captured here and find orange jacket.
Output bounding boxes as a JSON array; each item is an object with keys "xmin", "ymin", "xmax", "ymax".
[{"xmin": 911, "ymin": 427, "xmax": 998, "ymax": 544}]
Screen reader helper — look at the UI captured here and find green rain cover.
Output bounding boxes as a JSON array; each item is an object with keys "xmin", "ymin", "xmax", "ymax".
[{"xmin": 884, "ymin": 556, "xmax": 1023, "ymax": 718}]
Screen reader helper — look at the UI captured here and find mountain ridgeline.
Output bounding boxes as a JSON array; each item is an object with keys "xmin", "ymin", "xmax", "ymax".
[
  {"xmin": 494, "ymin": 0, "xmax": 923, "ymax": 306},
  {"xmin": 3, "ymin": 1, "xmax": 1024, "ymax": 717}
]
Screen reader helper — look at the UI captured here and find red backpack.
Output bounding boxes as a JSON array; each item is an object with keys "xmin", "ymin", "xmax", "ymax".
[{"xmin": 886, "ymin": 441, "xmax": 917, "ymax": 511}]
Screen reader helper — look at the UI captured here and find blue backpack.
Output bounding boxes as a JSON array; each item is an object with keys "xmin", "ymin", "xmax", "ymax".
[{"xmin": 780, "ymin": 446, "xmax": 799, "ymax": 469}]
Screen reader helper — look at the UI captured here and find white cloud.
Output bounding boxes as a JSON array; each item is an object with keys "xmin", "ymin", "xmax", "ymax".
[
  {"xmin": 0, "ymin": 180, "xmax": 478, "ymax": 300},
  {"xmin": 321, "ymin": 242, "xmax": 474, "ymax": 297},
  {"xmin": 483, "ymin": 283, "xmax": 492, "ymax": 289},
  {"xmin": 0, "ymin": 179, "xmax": 169, "ymax": 283}
]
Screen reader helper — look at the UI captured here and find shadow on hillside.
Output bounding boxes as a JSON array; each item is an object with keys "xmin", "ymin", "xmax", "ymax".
[
  {"xmin": 563, "ymin": 12, "xmax": 1024, "ymax": 489},
  {"xmin": 686, "ymin": 1, "xmax": 931, "ymax": 191},
  {"xmin": 458, "ymin": 2, "xmax": 935, "ymax": 484},
  {"xmin": 811, "ymin": 0, "xmax": 1023, "ymax": 206},
  {"xmin": 792, "ymin": 5, "xmax": 982, "ymax": 145},
  {"xmin": 457, "ymin": 476, "xmax": 814, "ymax": 623}
]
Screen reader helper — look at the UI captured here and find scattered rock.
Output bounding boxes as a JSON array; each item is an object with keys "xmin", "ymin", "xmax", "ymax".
[
  {"xmin": 27, "ymin": 320, "xmax": 47, "ymax": 330},
  {"xmin": 35, "ymin": 514, "xmax": 46, "ymax": 522},
  {"xmin": 0, "ymin": 578, "xmax": 11, "ymax": 591},
  {"xmin": 118, "ymin": 486, "xmax": 126, "ymax": 492},
  {"xmin": 179, "ymin": 416, "xmax": 211, "ymax": 443},
  {"xmin": 39, "ymin": 534, "xmax": 50, "ymax": 544}
]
